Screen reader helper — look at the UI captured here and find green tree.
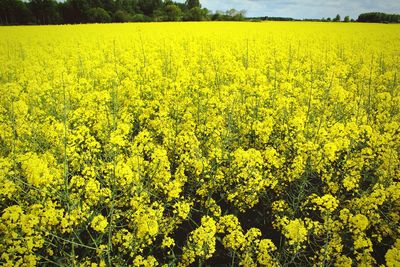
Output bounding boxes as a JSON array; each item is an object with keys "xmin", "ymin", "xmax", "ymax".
[
  {"xmin": 60, "ymin": 0, "xmax": 90, "ymax": 23},
  {"xmin": 29, "ymin": 0, "xmax": 60, "ymax": 24},
  {"xmin": 165, "ymin": 4, "xmax": 182, "ymax": 21},
  {"xmin": 114, "ymin": 0, "xmax": 138, "ymax": 14},
  {"xmin": 211, "ymin": 11, "xmax": 222, "ymax": 21},
  {"xmin": 0, "ymin": 0, "xmax": 32, "ymax": 24},
  {"xmin": 101, "ymin": 0, "xmax": 115, "ymax": 13},
  {"xmin": 344, "ymin": 15, "xmax": 350, "ymax": 22},
  {"xmin": 137, "ymin": 0, "xmax": 162, "ymax": 16},
  {"xmin": 131, "ymin": 13, "xmax": 151, "ymax": 21},
  {"xmin": 113, "ymin": 9, "xmax": 132, "ymax": 22},
  {"xmin": 87, "ymin": 7, "xmax": 111, "ymax": 22},
  {"xmin": 357, "ymin": 12, "xmax": 400, "ymax": 23},
  {"xmin": 186, "ymin": 0, "xmax": 200, "ymax": 9},
  {"xmin": 333, "ymin": 14, "xmax": 341, "ymax": 22},
  {"xmin": 226, "ymin": 9, "xmax": 246, "ymax": 21},
  {"xmin": 185, "ymin": 6, "xmax": 207, "ymax": 21}
]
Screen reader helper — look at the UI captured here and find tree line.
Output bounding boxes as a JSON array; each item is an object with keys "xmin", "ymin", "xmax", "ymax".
[
  {"xmin": 0, "ymin": 0, "xmax": 247, "ymax": 25},
  {"xmin": 1, "ymin": 1, "xmax": 399, "ymax": 26},
  {"xmin": 248, "ymin": 14, "xmax": 350, "ymax": 22},
  {"xmin": 252, "ymin": 13, "xmax": 399, "ymax": 23},
  {"xmin": 357, "ymin": 12, "xmax": 400, "ymax": 23}
]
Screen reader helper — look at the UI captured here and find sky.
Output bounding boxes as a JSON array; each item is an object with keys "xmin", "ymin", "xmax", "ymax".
[{"xmin": 176, "ymin": 0, "xmax": 400, "ymax": 19}]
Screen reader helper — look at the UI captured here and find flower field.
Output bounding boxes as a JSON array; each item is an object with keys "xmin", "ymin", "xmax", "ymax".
[{"xmin": 0, "ymin": 22, "xmax": 399, "ymax": 266}]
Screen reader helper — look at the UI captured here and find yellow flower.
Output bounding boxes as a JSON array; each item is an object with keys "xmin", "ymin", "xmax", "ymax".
[
  {"xmin": 91, "ymin": 214, "xmax": 108, "ymax": 233},
  {"xmin": 180, "ymin": 216, "xmax": 216, "ymax": 266},
  {"xmin": 335, "ymin": 255, "xmax": 353, "ymax": 267},
  {"xmin": 133, "ymin": 255, "xmax": 158, "ymax": 267},
  {"xmin": 20, "ymin": 153, "xmax": 54, "ymax": 187},
  {"xmin": 350, "ymin": 214, "xmax": 369, "ymax": 232},
  {"xmin": 85, "ymin": 178, "xmax": 101, "ymax": 205},
  {"xmin": 223, "ymin": 229, "xmax": 246, "ymax": 251},
  {"xmin": 173, "ymin": 201, "xmax": 192, "ymax": 220},
  {"xmin": 257, "ymin": 239, "xmax": 278, "ymax": 266},
  {"xmin": 1, "ymin": 205, "xmax": 23, "ymax": 223},
  {"xmin": 136, "ymin": 217, "xmax": 158, "ymax": 239},
  {"xmin": 385, "ymin": 239, "xmax": 400, "ymax": 267},
  {"xmin": 283, "ymin": 219, "xmax": 308, "ymax": 247},
  {"xmin": 161, "ymin": 236, "xmax": 175, "ymax": 249},
  {"xmin": 312, "ymin": 194, "xmax": 339, "ymax": 213},
  {"xmin": 323, "ymin": 142, "xmax": 338, "ymax": 162}
]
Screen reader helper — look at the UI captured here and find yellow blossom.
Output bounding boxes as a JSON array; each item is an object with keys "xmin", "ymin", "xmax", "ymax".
[
  {"xmin": 283, "ymin": 219, "xmax": 308, "ymax": 247},
  {"xmin": 91, "ymin": 215, "xmax": 108, "ymax": 233}
]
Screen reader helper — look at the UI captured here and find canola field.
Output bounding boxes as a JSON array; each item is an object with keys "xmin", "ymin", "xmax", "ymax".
[{"xmin": 0, "ymin": 22, "xmax": 400, "ymax": 266}]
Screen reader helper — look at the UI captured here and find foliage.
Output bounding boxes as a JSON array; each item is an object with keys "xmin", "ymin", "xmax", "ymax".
[
  {"xmin": 131, "ymin": 13, "xmax": 151, "ymax": 22},
  {"xmin": 0, "ymin": 0, "xmax": 260, "ymax": 24},
  {"xmin": 137, "ymin": 0, "xmax": 162, "ymax": 16},
  {"xmin": 357, "ymin": 12, "xmax": 400, "ymax": 23},
  {"xmin": 1, "ymin": 21, "xmax": 399, "ymax": 266},
  {"xmin": 3, "ymin": 0, "xmax": 399, "ymax": 25},
  {"xmin": 113, "ymin": 9, "xmax": 133, "ymax": 22},
  {"xmin": 59, "ymin": 0, "xmax": 90, "ymax": 24},
  {"xmin": 333, "ymin": 14, "xmax": 341, "ymax": 22},
  {"xmin": 0, "ymin": 0, "xmax": 32, "ymax": 25},
  {"xmin": 163, "ymin": 4, "xmax": 182, "ymax": 21},
  {"xmin": 28, "ymin": 0, "xmax": 60, "ymax": 24},
  {"xmin": 186, "ymin": 0, "xmax": 200, "ymax": 9},
  {"xmin": 87, "ymin": 7, "xmax": 111, "ymax": 23},
  {"xmin": 184, "ymin": 7, "xmax": 207, "ymax": 21},
  {"xmin": 266, "ymin": 16, "xmax": 294, "ymax": 21}
]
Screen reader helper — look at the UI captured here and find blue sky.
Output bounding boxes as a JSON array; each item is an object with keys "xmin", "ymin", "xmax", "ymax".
[{"xmin": 176, "ymin": 0, "xmax": 400, "ymax": 19}]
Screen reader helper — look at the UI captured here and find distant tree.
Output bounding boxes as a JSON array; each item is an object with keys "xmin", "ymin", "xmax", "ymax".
[
  {"xmin": 186, "ymin": 0, "xmax": 200, "ymax": 9},
  {"xmin": 113, "ymin": 9, "xmax": 132, "ymax": 22},
  {"xmin": 211, "ymin": 11, "xmax": 222, "ymax": 21},
  {"xmin": 344, "ymin": 15, "xmax": 350, "ymax": 22},
  {"xmin": 390, "ymin": 14, "xmax": 400, "ymax": 22},
  {"xmin": 357, "ymin": 12, "xmax": 400, "ymax": 23},
  {"xmin": 2, "ymin": 0, "xmax": 271, "ymax": 25},
  {"xmin": 210, "ymin": 9, "xmax": 246, "ymax": 21},
  {"xmin": 137, "ymin": 0, "xmax": 162, "ymax": 16},
  {"xmin": 227, "ymin": 9, "xmax": 246, "ymax": 21},
  {"xmin": 114, "ymin": 0, "xmax": 138, "ymax": 14},
  {"xmin": 164, "ymin": 4, "xmax": 182, "ymax": 21},
  {"xmin": 86, "ymin": 0, "xmax": 114, "ymax": 12},
  {"xmin": 185, "ymin": 6, "xmax": 207, "ymax": 21},
  {"xmin": 226, "ymin": 8, "xmax": 236, "ymax": 17},
  {"xmin": 29, "ymin": 0, "xmax": 60, "ymax": 24},
  {"xmin": 203, "ymin": 7, "xmax": 211, "ymax": 20},
  {"xmin": 326, "ymin": 17, "xmax": 331, "ymax": 21},
  {"xmin": 266, "ymin": 16, "xmax": 293, "ymax": 21},
  {"xmin": 87, "ymin": 7, "xmax": 111, "ymax": 22},
  {"xmin": 175, "ymin": 2, "xmax": 187, "ymax": 12},
  {"xmin": 131, "ymin": 13, "xmax": 151, "ymax": 21},
  {"xmin": 58, "ymin": 2, "xmax": 72, "ymax": 23},
  {"xmin": 152, "ymin": 8, "xmax": 165, "ymax": 21},
  {"xmin": 0, "ymin": 0, "xmax": 33, "ymax": 24},
  {"xmin": 60, "ymin": 0, "xmax": 90, "ymax": 23},
  {"xmin": 102, "ymin": 0, "xmax": 115, "ymax": 13},
  {"xmin": 333, "ymin": 14, "xmax": 341, "ymax": 22}
]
